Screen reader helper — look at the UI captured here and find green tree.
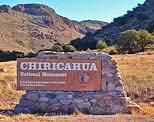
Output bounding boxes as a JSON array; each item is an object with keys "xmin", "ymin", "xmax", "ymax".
[
  {"xmin": 63, "ymin": 44, "xmax": 76, "ymax": 52},
  {"xmin": 118, "ymin": 30, "xmax": 154, "ymax": 53},
  {"xmin": 137, "ymin": 30, "xmax": 154, "ymax": 51},
  {"xmin": 96, "ymin": 40, "xmax": 107, "ymax": 50},
  {"xmin": 117, "ymin": 30, "xmax": 140, "ymax": 54},
  {"xmin": 52, "ymin": 44, "xmax": 63, "ymax": 52}
]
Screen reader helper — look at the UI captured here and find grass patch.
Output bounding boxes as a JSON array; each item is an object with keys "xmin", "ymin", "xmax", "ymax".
[{"xmin": 113, "ymin": 54, "xmax": 154, "ymax": 101}]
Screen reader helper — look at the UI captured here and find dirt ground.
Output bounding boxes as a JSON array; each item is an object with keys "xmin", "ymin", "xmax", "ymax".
[{"xmin": 0, "ymin": 114, "xmax": 154, "ymax": 122}]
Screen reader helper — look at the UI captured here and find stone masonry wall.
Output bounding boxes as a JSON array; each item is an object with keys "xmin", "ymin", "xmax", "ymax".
[{"xmin": 14, "ymin": 51, "xmax": 140, "ymax": 114}]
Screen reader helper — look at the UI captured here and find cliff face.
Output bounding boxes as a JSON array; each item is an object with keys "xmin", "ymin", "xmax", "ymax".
[
  {"xmin": 0, "ymin": 4, "xmax": 107, "ymax": 53},
  {"xmin": 80, "ymin": 0, "xmax": 154, "ymax": 45}
]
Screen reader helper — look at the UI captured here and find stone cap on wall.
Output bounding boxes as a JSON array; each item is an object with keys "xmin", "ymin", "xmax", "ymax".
[{"xmin": 36, "ymin": 51, "xmax": 112, "ymax": 60}]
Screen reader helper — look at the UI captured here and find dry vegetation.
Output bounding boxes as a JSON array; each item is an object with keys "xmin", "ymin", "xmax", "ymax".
[
  {"xmin": 113, "ymin": 54, "xmax": 154, "ymax": 102},
  {"xmin": 0, "ymin": 54, "xmax": 154, "ymax": 121},
  {"xmin": 0, "ymin": 61, "xmax": 23, "ymax": 110}
]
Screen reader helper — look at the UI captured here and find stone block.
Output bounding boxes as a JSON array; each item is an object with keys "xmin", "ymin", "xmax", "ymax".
[
  {"xmin": 26, "ymin": 94, "xmax": 39, "ymax": 101},
  {"xmin": 46, "ymin": 93, "xmax": 56, "ymax": 99},
  {"xmin": 59, "ymin": 99, "xmax": 72, "ymax": 105},
  {"xmin": 115, "ymin": 86, "xmax": 124, "ymax": 92},
  {"xmin": 90, "ymin": 99, "xmax": 97, "ymax": 103},
  {"xmin": 39, "ymin": 97, "xmax": 48, "ymax": 102},
  {"xmin": 51, "ymin": 103, "xmax": 61, "ymax": 111},
  {"xmin": 48, "ymin": 98, "xmax": 59, "ymax": 104},
  {"xmin": 103, "ymin": 96, "xmax": 113, "ymax": 100},
  {"xmin": 112, "ymin": 104, "xmax": 123, "ymax": 113},
  {"xmin": 107, "ymin": 83, "xmax": 116, "ymax": 92},
  {"xmin": 76, "ymin": 102, "xmax": 91, "ymax": 109},
  {"xmin": 73, "ymin": 99, "xmax": 84, "ymax": 104},
  {"xmin": 67, "ymin": 95, "xmax": 73, "ymax": 99},
  {"xmin": 20, "ymin": 100, "xmax": 34, "ymax": 107},
  {"xmin": 89, "ymin": 107, "xmax": 105, "ymax": 115}
]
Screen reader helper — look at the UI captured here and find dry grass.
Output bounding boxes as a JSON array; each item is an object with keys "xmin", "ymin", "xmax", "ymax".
[
  {"xmin": 0, "ymin": 114, "xmax": 154, "ymax": 122},
  {"xmin": 139, "ymin": 104, "xmax": 154, "ymax": 115},
  {"xmin": 113, "ymin": 54, "xmax": 154, "ymax": 101},
  {"xmin": 0, "ymin": 61, "xmax": 23, "ymax": 109}
]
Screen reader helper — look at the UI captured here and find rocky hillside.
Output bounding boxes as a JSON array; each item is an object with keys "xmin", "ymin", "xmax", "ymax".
[
  {"xmin": 0, "ymin": 4, "xmax": 107, "ymax": 53},
  {"xmin": 79, "ymin": 0, "xmax": 154, "ymax": 45}
]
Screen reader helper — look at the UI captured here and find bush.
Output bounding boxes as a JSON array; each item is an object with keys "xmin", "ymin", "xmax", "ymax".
[
  {"xmin": 109, "ymin": 49, "xmax": 119, "ymax": 55},
  {"xmin": 63, "ymin": 44, "xmax": 76, "ymax": 52},
  {"xmin": 26, "ymin": 52, "xmax": 36, "ymax": 58},
  {"xmin": 102, "ymin": 46, "xmax": 119, "ymax": 55},
  {"xmin": 0, "ymin": 50, "xmax": 25, "ymax": 62},
  {"xmin": 96, "ymin": 40, "xmax": 107, "ymax": 50},
  {"xmin": 52, "ymin": 44, "xmax": 63, "ymax": 52}
]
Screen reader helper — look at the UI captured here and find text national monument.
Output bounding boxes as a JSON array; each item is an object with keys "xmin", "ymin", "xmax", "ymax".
[
  {"xmin": 15, "ymin": 52, "xmax": 140, "ymax": 115},
  {"xmin": 17, "ymin": 59, "xmax": 102, "ymax": 91}
]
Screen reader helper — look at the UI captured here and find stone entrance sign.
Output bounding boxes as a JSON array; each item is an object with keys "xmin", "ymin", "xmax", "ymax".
[
  {"xmin": 15, "ymin": 52, "xmax": 140, "ymax": 115},
  {"xmin": 17, "ymin": 58, "xmax": 102, "ymax": 91}
]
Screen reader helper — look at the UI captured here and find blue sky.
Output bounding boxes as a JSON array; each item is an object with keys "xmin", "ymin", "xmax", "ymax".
[{"xmin": 0, "ymin": 0, "xmax": 145, "ymax": 22}]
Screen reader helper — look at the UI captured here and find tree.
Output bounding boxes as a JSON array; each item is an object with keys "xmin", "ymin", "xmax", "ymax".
[
  {"xmin": 63, "ymin": 44, "xmax": 76, "ymax": 52},
  {"xmin": 96, "ymin": 40, "xmax": 107, "ymax": 50},
  {"xmin": 117, "ymin": 30, "xmax": 140, "ymax": 54},
  {"xmin": 137, "ymin": 30, "xmax": 154, "ymax": 51},
  {"xmin": 52, "ymin": 44, "xmax": 63, "ymax": 52},
  {"xmin": 118, "ymin": 29, "xmax": 154, "ymax": 53}
]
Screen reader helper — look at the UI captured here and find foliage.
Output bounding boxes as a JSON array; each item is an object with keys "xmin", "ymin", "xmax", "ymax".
[
  {"xmin": 137, "ymin": 30, "xmax": 154, "ymax": 51},
  {"xmin": 0, "ymin": 50, "xmax": 38, "ymax": 62},
  {"xmin": 63, "ymin": 44, "xmax": 76, "ymax": 52},
  {"xmin": 117, "ymin": 30, "xmax": 140, "ymax": 54},
  {"xmin": 51, "ymin": 44, "xmax": 63, "ymax": 52},
  {"xmin": 117, "ymin": 30, "xmax": 154, "ymax": 53},
  {"xmin": 26, "ymin": 52, "xmax": 36, "ymax": 58},
  {"xmin": 146, "ymin": 23, "xmax": 154, "ymax": 33},
  {"xmin": 96, "ymin": 40, "xmax": 107, "ymax": 50},
  {"xmin": 136, "ymin": 13, "xmax": 149, "ymax": 21},
  {"xmin": 113, "ymin": 16, "xmax": 128, "ymax": 26},
  {"xmin": 70, "ymin": 36, "xmax": 98, "ymax": 51},
  {"xmin": 0, "ymin": 50, "xmax": 25, "ymax": 62},
  {"xmin": 102, "ymin": 45, "xmax": 119, "ymax": 55}
]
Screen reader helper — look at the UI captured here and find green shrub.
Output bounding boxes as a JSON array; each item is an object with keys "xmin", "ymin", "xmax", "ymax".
[
  {"xmin": 102, "ymin": 46, "xmax": 119, "ymax": 55},
  {"xmin": 96, "ymin": 40, "xmax": 107, "ymax": 50},
  {"xmin": 63, "ymin": 44, "xmax": 76, "ymax": 52},
  {"xmin": 52, "ymin": 44, "xmax": 63, "ymax": 52}
]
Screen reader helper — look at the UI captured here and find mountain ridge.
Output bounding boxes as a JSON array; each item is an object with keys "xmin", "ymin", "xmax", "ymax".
[
  {"xmin": 77, "ymin": 0, "xmax": 154, "ymax": 46},
  {"xmin": 0, "ymin": 3, "xmax": 107, "ymax": 53}
]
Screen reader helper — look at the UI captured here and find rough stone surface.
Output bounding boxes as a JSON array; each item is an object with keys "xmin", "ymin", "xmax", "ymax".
[{"xmin": 14, "ymin": 51, "xmax": 139, "ymax": 114}]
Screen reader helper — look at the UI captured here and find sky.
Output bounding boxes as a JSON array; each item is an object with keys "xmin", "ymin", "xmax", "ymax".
[{"xmin": 0, "ymin": 0, "xmax": 145, "ymax": 22}]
